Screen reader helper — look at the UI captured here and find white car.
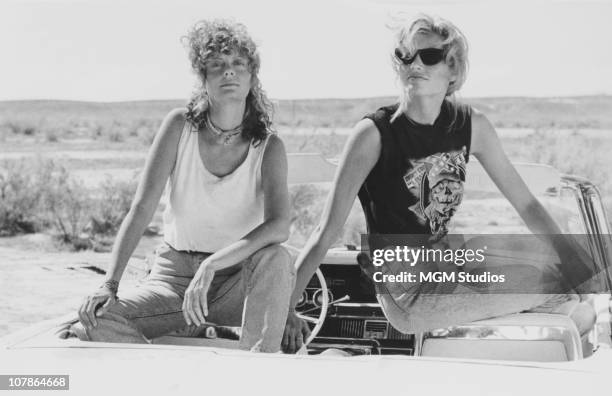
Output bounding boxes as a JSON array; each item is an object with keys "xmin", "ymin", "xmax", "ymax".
[{"xmin": 1, "ymin": 154, "xmax": 611, "ymax": 395}]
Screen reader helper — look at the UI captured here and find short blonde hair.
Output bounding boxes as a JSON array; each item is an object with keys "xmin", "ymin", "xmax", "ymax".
[{"xmin": 391, "ymin": 14, "xmax": 469, "ymax": 112}]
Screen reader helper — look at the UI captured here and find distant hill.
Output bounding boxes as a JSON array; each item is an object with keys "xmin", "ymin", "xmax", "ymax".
[{"xmin": 1, "ymin": 96, "xmax": 611, "ymax": 129}]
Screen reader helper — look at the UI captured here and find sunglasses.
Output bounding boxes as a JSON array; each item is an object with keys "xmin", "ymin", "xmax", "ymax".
[{"xmin": 395, "ymin": 47, "xmax": 445, "ymax": 66}]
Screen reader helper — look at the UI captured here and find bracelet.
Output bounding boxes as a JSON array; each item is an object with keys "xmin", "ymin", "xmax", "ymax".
[{"xmin": 101, "ymin": 280, "xmax": 119, "ymax": 293}]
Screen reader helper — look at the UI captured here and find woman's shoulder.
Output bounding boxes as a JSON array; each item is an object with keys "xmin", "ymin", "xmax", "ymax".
[
  {"xmin": 146, "ymin": 108, "xmax": 189, "ymax": 154},
  {"xmin": 164, "ymin": 107, "xmax": 189, "ymax": 128},
  {"xmin": 261, "ymin": 133, "xmax": 284, "ymax": 153},
  {"xmin": 469, "ymin": 107, "xmax": 495, "ymax": 136},
  {"xmin": 440, "ymin": 99, "xmax": 473, "ymax": 135},
  {"xmin": 345, "ymin": 118, "xmax": 383, "ymax": 158},
  {"xmin": 259, "ymin": 133, "xmax": 287, "ymax": 163},
  {"xmin": 443, "ymin": 98, "xmax": 472, "ymax": 119},
  {"xmin": 364, "ymin": 103, "xmax": 399, "ymax": 123},
  {"xmin": 155, "ymin": 108, "xmax": 189, "ymax": 138}
]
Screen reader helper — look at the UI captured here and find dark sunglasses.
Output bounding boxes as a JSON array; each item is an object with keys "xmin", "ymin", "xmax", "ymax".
[{"xmin": 395, "ymin": 47, "xmax": 445, "ymax": 66}]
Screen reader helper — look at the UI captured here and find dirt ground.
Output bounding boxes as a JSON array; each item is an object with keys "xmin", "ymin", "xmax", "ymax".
[{"xmin": 0, "ymin": 234, "xmax": 161, "ymax": 336}]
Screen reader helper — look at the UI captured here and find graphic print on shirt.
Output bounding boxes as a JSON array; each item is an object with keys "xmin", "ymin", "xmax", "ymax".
[{"xmin": 402, "ymin": 147, "xmax": 467, "ymax": 241}]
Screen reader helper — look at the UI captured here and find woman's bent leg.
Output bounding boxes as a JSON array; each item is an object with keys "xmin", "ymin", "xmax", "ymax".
[
  {"xmin": 71, "ymin": 244, "xmax": 195, "ymax": 343},
  {"xmin": 239, "ymin": 244, "xmax": 295, "ymax": 352},
  {"xmin": 378, "ymin": 293, "xmax": 557, "ymax": 334},
  {"xmin": 364, "ymin": 236, "xmax": 570, "ymax": 333},
  {"xmin": 71, "ymin": 281, "xmax": 189, "ymax": 343}
]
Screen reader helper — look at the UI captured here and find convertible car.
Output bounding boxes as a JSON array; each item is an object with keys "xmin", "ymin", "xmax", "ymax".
[{"xmin": 1, "ymin": 153, "xmax": 611, "ymax": 395}]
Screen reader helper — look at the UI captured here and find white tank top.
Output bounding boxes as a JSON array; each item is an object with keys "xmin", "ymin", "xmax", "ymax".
[{"xmin": 163, "ymin": 121, "xmax": 269, "ymax": 252}]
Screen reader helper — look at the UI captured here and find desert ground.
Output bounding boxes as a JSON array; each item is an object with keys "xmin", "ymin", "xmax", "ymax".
[{"xmin": 1, "ymin": 96, "xmax": 611, "ymax": 336}]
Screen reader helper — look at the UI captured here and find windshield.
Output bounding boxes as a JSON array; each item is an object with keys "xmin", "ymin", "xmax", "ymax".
[{"xmin": 287, "ymin": 184, "xmax": 586, "ymax": 250}]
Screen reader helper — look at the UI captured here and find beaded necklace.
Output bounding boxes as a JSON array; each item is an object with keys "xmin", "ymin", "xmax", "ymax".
[{"xmin": 205, "ymin": 113, "xmax": 243, "ymax": 145}]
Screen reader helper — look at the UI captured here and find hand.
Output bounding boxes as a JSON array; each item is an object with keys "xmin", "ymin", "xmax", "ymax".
[
  {"xmin": 183, "ymin": 264, "xmax": 215, "ymax": 326},
  {"xmin": 281, "ymin": 310, "xmax": 311, "ymax": 354},
  {"xmin": 78, "ymin": 282, "xmax": 118, "ymax": 330}
]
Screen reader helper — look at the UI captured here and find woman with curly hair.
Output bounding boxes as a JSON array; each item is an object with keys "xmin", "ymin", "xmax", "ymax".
[
  {"xmin": 71, "ymin": 19, "xmax": 294, "ymax": 353},
  {"xmin": 282, "ymin": 14, "xmax": 595, "ymax": 353}
]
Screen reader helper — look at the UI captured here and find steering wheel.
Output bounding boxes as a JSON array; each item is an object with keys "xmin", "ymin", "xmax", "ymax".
[{"xmin": 295, "ymin": 268, "xmax": 329, "ymax": 345}]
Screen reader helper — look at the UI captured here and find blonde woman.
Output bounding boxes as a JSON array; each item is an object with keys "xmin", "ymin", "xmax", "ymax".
[{"xmin": 282, "ymin": 14, "xmax": 594, "ymax": 353}]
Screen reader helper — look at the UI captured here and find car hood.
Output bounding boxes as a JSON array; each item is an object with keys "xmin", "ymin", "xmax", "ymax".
[
  {"xmin": 2, "ymin": 343, "xmax": 612, "ymax": 396},
  {"xmin": 2, "ymin": 315, "xmax": 612, "ymax": 396}
]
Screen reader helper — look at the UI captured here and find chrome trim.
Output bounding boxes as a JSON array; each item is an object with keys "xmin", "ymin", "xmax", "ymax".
[
  {"xmin": 334, "ymin": 302, "xmax": 382, "ymax": 308},
  {"xmin": 308, "ymin": 342, "xmax": 374, "ymax": 355},
  {"xmin": 561, "ymin": 176, "xmax": 612, "ymax": 291},
  {"xmin": 328, "ymin": 314, "xmax": 385, "ymax": 320},
  {"xmin": 364, "ymin": 320, "xmax": 388, "ymax": 339},
  {"xmin": 309, "ymin": 336, "xmax": 382, "ymax": 354},
  {"xmin": 340, "ymin": 318, "xmax": 364, "ymax": 338}
]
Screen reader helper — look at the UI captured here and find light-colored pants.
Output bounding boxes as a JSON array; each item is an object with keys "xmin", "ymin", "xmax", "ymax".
[
  {"xmin": 361, "ymin": 236, "xmax": 581, "ymax": 334},
  {"xmin": 72, "ymin": 243, "xmax": 295, "ymax": 352}
]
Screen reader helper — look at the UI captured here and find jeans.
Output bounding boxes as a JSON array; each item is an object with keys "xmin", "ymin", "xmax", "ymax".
[
  {"xmin": 360, "ymin": 236, "xmax": 577, "ymax": 334},
  {"xmin": 72, "ymin": 243, "xmax": 295, "ymax": 352}
]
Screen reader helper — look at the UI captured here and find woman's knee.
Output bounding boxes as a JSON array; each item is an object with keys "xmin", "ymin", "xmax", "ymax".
[
  {"xmin": 71, "ymin": 310, "xmax": 147, "ymax": 343},
  {"xmin": 248, "ymin": 244, "xmax": 295, "ymax": 281},
  {"xmin": 252, "ymin": 244, "xmax": 292, "ymax": 267},
  {"xmin": 377, "ymin": 294, "xmax": 429, "ymax": 334}
]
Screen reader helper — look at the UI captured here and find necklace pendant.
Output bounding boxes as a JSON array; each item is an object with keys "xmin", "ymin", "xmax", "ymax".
[{"xmin": 205, "ymin": 113, "xmax": 243, "ymax": 146}]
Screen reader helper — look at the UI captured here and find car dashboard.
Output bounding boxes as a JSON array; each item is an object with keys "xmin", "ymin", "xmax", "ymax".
[{"xmin": 300, "ymin": 258, "xmax": 416, "ymax": 355}]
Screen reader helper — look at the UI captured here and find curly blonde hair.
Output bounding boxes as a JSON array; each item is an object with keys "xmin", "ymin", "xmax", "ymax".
[{"xmin": 183, "ymin": 19, "xmax": 274, "ymax": 144}]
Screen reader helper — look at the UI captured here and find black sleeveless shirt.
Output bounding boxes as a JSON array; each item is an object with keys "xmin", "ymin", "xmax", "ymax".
[{"xmin": 358, "ymin": 100, "xmax": 472, "ymax": 242}]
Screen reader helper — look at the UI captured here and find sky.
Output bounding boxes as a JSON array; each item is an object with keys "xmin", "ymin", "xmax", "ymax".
[{"xmin": 1, "ymin": 0, "xmax": 611, "ymax": 101}]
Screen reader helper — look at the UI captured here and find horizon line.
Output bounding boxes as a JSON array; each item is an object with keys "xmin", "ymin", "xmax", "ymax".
[{"xmin": 1, "ymin": 94, "xmax": 611, "ymax": 105}]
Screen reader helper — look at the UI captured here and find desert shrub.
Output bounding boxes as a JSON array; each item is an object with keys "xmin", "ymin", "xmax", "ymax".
[
  {"xmin": 10, "ymin": 122, "xmax": 37, "ymax": 136},
  {"xmin": 104, "ymin": 120, "xmax": 128, "ymax": 143},
  {"xmin": 0, "ymin": 158, "xmax": 91, "ymax": 240},
  {"xmin": 90, "ymin": 123, "xmax": 104, "ymax": 140},
  {"xmin": 0, "ymin": 157, "xmax": 141, "ymax": 249},
  {"xmin": 0, "ymin": 160, "xmax": 47, "ymax": 235},
  {"xmin": 89, "ymin": 175, "xmax": 138, "ymax": 236},
  {"xmin": 38, "ymin": 164, "xmax": 94, "ymax": 249},
  {"xmin": 108, "ymin": 129, "xmax": 125, "ymax": 143},
  {"xmin": 44, "ymin": 128, "xmax": 59, "ymax": 142},
  {"xmin": 0, "ymin": 121, "xmax": 37, "ymax": 136}
]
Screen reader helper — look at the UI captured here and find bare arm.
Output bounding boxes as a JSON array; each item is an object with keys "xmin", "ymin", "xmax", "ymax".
[
  {"xmin": 290, "ymin": 119, "xmax": 381, "ymax": 308},
  {"xmin": 470, "ymin": 109, "xmax": 563, "ymax": 234},
  {"xmin": 78, "ymin": 108, "xmax": 184, "ymax": 329},
  {"xmin": 105, "ymin": 108, "xmax": 185, "ymax": 283},
  {"xmin": 471, "ymin": 109, "xmax": 594, "ymax": 290}
]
